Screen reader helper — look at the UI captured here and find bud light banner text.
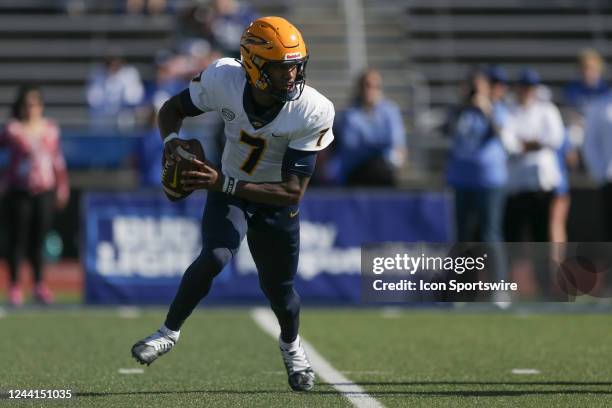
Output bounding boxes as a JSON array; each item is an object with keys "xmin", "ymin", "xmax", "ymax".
[{"xmin": 83, "ymin": 191, "xmax": 451, "ymax": 304}]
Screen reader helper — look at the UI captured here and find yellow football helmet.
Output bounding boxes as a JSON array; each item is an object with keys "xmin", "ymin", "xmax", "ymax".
[{"xmin": 240, "ymin": 16, "xmax": 309, "ymax": 101}]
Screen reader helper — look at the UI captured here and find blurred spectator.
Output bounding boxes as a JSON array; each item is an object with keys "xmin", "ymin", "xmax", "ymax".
[
  {"xmin": 443, "ymin": 66, "xmax": 508, "ymax": 140},
  {"xmin": 179, "ymin": 0, "xmax": 258, "ymax": 58},
  {"xmin": 126, "ymin": 0, "xmax": 167, "ymax": 15},
  {"xmin": 332, "ymin": 69, "xmax": 407, "ymax": 186},
  {"xmin": 0, "ymin": 86, "xmax": 70, "ymax": 306},
  {"xmin": 503, "ymin": 69, "xmax": 564, "ymax": 242},
  {"xmin": 179, "ymin": 40, "xmax": 223, "ymax": 79},
  {"xmin": 135, "ymin": 106, "xmax": 163, "ymax": 188},
  {"xmin": 144, "ymin": 50, "xmax": 188, "ymax": 112},
  {"xmin": 64, "ymin": 0, "xmax": 87, "ymax": 15},
  {"xmin": 446, "ymin": 70, "xmax": 509, "ymax": 296},
  {"xmin": 488, "ymin": 65, "xmax": 509, "ymax": 106},
  {"xmin": 563, "ymin": 49, "xmax": 609, "ymax": 148},
  {"xmin": 447, "ymin": 69, "xmax": 508, "ymax": 243},
  {"xmin": 583, "ymin": 91, "xmax": 612, "ymax": 241},
  {"xmin": 144, "ymin": 45, "xmax": 221, "ymax": 106},
  {"xmin": 564, "ymin": 48, "xmax": 608, "ymax": 115},
  {"xmin": 86, "ymin": 53, "xmax": 145, "ymax": 131},
  {"xmin": 550, "ymin": 132, "xmax": 573, "ymax": 243},
  {"xmin": 533, "ymin": 83, "xmax": 574, "ymax": 244}
]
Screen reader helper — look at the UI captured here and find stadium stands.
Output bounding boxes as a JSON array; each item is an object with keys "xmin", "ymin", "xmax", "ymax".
[
  {"xmin": 403, "ymin": 0, "xmax": 612, "ymax": 179},
  {"xmin": 0, "ymin": 0, "xmax": 610, "ymax": 184},
  {"xmin": 0, "ymin": 0, "xmax": 286, "ymax": 128},
  {"xmin": 405, "ymin": 0, "xmax": 612, "ymax": 109},
  {"xmin": 289, "ymin": 0, "xmax": 409, "ymax": 108},
  {"xmin": 0, "ymin": 10, "xmax": 174, "ymax": 126}
]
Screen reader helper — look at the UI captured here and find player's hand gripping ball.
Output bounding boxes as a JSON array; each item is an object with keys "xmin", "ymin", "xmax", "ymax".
[{"xmin": 161, "ymin": 138, "xmax": 205, "ymax": 201}]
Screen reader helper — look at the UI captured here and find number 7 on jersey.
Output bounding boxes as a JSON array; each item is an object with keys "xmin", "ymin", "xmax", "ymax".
[{"xmin": 239, "ymin": 130, "xmax": 267, "ymax": 175}]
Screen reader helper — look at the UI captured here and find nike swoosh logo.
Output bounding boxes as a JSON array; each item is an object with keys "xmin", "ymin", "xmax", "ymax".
[
  {"xmin": 289, "ymin": 209, "xmax": 300, "ymax": 218},
  {"xmin": 169, "ymin": 165, "xmax": 179, "ymax": 188},
  {"xmin": 295, "ymin": 164, "xmax": 308, "ymax": 167},
  {"xmin": 271, "ymin": 133, "xmax": 284, "ymax": 137}
]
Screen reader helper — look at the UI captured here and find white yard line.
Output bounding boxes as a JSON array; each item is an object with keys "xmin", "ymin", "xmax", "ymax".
[
  {"xmin": 118, "ymin": 368, "xmax": 144, "ymax": 374},
  {"xmin": 251, "ymin": 307, "xmax": 384, "ymax": 408},
  {"xmin": 380, "ymin": 308, "xmax": 402, "ymax": 319},
  {"xmin": 512, "ymin": 368, "xmax": 540, "ymax": 375},
  {"xmin": 116, "ymin": 306, "xmax": 141, "ymax": 319}
]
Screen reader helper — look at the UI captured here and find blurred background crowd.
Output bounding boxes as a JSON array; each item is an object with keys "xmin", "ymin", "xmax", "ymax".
[{"xmin": 0, "ymin": 0, "xmax": 612, "ymax": 303}]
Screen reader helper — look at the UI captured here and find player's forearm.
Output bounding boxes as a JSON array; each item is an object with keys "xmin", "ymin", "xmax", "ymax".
[
  {"xmin": 234, "ymin": 181, "xmax": 303, "ymax": 206},
  {"xmin": 158, "ymin": 96, "xmax": 185, "ymax": 140}
]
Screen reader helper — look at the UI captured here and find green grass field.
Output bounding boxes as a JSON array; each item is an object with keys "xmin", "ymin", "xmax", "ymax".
[{"xmin": 1, "ymin": 307, "xmax": 612, "ymax": 407}]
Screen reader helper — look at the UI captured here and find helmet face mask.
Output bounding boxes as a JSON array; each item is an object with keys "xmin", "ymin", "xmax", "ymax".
[
  {"xmin": 240, "ymin": 17, "xmax": 309, "ymax": 102},
  {"xmin": 260, "ymin": 58, "xmax": 308, "ymax": 102}
]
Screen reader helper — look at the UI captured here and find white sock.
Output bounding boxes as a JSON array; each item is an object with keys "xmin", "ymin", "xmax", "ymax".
[
  {"xmin": 160, "ymin": 324, "xmax": 180, "ymax": 341},
  {"xmin": 279, "ymin": 334, "xmax": 300, "ymax": 351}
]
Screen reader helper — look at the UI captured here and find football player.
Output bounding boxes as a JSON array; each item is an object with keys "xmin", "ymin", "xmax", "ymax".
[{"xmin": 131, "ymin": 16, "xmax": 334, "ymax": 392}]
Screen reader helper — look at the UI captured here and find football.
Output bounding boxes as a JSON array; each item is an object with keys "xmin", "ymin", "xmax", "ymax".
[{"xmin": 161, "ymin": 138, "xmax": 205, "ymax": 201}]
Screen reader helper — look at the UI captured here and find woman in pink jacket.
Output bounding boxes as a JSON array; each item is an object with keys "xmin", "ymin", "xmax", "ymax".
[{"xmin": 1, "ymin": 86, "xmax": 69, "ymax": 306}]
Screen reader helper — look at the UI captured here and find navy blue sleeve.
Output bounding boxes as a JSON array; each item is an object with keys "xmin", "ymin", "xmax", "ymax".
[
  {"xmin": 282, "ymin": 148, "xmax": 317, "ymax": 177},
  {"xmin": 178, "ymin": 88, "xmax": 204, "ymax": 117}
]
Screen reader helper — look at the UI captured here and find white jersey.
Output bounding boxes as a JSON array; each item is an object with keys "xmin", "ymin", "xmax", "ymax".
[{"xmin": 188, "ymin": 58, "xmax": 335, "ymax": 182}]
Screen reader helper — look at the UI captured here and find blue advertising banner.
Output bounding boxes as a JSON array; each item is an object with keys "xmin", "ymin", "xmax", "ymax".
[{"xmin": 83, "ymin": 190, "xmax": 452, "ymax": 305}]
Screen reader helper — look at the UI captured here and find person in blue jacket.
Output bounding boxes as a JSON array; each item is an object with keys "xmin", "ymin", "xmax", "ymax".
[
  {"xmin": 447, "ymin": 69, "xmax": 508, "ymax": 243},
  {"xmin": 446, "ymin": 69, "xmax": 509, "ymax": 298}
]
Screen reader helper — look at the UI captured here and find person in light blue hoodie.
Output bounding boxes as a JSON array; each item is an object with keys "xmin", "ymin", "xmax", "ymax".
[
  {"xmin": 446, "ymin": 69, "xmax": 509, "ymax": 297},
  {"xmin": 447, "ymin": 69, "xmax": 508, "ymax": 243}
]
